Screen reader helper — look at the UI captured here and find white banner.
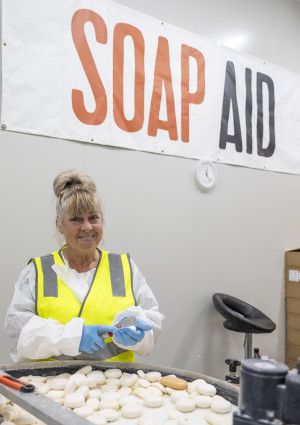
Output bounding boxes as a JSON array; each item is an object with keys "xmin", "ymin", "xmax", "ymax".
[{"xmin": 1, "ymin": 0, "xmax": 300, "ymax": 174}]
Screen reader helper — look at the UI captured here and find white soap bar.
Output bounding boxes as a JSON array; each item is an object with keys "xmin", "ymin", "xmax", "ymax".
[
  {"xmin": 137, "ymin": 370, "xmax": 146, "ymax": 379},
  {"xmin": 69, "ymin": 373, "xmax": 87, "ymax": 388},
  {"xmin": 86, "ymin": 398, "xmax": 100, "ymax": 411},
  {"xmin": 101, "ymin": 384, "xmax": 119, "ymax": 393},
  {"xmin": 89, "ymin": 389, "xmax": 102, "ymax": 399},
  {"xmin": 73, "ymin": 405, "xmax": 94, "ymax": 417},
  {"xmin": 147, "ymin": 386, "xmax": 163, "ymax": 396},
  {"xmin": 138, "ymin": 378, "xmax": 151, "ymax": 388},
  {"xmin": 100, "ymin": 408, "xmax": 120, "ymax": 421},
  {"xmin": 145, "ymin": 372, "xmax": 161, "ymax": 383},
  {"xmin": 175, "ymin": 398, "xmax": 196, "ymax": 413},
  {"xmin": 64, "ymin": 393, "xmax": 85, "ymax": 408},
  {"xmin": 11, "ymin": 404, "xmax": 24, "ymax": 415},
  {"xmin": 144, "ymin": 394, "xmax": 164, "ymax": 408},
  {"xmin": 14, "ymin": 413, "xmax": 36, "ymax": 424},
  {"xmin": 118, "ymin": 387, "xmax": 132, "ymax": 397},
  {"xmin": 101, "ymin": 391, "xmax": 119, "ymax": 401},
  {"xmin": 76, "ymin": 365, "xmax": 92, "ymax": 375},
  {"xmin": 64, "ymin": 381, "xmax": 77, "ymax": 395},
  {"xmin": 151, "ymin": 382, "xmax": 165, "ymax": 392},
  {"xmin": 170, "ymin": 390, "xmax": 189, "ymax": 402},
  {"xmin": 99, "ymin": 399, "xmax": 119, "ymax": 410},
  {"xmin": 206, "ymin": 413, "xmax": 226, "ymax": 425},
  {"xmin": 28, "ymin": 375, "xmax": 47, "ymax": 383},
  {"xmin": 120, "ymin": 374, "xmax": 138, "ymax": 387},
  {"xmin": 36, "ymin": 383, "xmax": 50, "ymax": 394},
  {"xmin": 87, "ymin": 414, "xmax": 108, "ymax": 425},
  {"xmin": 57, "ymin": 373, "xmax": 71, "ymax": 379},
  {"xmin": 132, "ymin": 387, "xmax": 148, "ymax": 399},
  {"xmin": 104, "ymin": 369, "xmax": 122, "ymax": 379},
  {"xmin": 119, "ymin": 395, "xmax": 142, "ymax": 407},
  {"xmin": 168, "ymin": 409, "xmax": 185, "ymax": 420},
  {"xmin": 1, "ymin": 406, "xmax": 15, "ymax": 421},
  {"xmin": 198, "ymin": 383, "xmax": 217, "ymax": 397},
  {"xmin": 121, "ymin": 403, "xmax": 143, "ymax": 418},
  {"xmin": 87, "ymin": 375, "xmax": 99, "ymax": 389},
  {"xmin": 47, "ymin": 390, "xmax": 65, "ymax": 400},
  {"xmin": 87, "ymin": 371, "xmax": 106, "ymax": 385},
  {"xmin": 76, "ymin": 385, "xmax": 90, "ymax": 398},
  {"xmin": 210, "ymin": 396, "xmax": 231, "ymax": 414},
  {"xmin": 187, "ymin": 379, "xmax": 206, "ymax": 394},
  {"xmin": 106, "ymin": 378, "xmax": 120, "ymax": 388},
  {"xmin": 194, "ymin": 395, "xmax": 212, "ymax": 408},
  {"xmin": 0, "ymin": 395, "xmax": 8, "ymax": 408}
]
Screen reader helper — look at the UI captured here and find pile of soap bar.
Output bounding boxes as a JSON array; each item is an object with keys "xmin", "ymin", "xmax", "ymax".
[{"xmin": 0, "ymin": 366, "xmax": 232, "ymax": 425}]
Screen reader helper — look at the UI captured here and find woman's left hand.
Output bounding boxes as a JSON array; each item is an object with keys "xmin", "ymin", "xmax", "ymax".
[{"xmin": 113, "ymin": 319, "xmax": 152, "ymax": 346}]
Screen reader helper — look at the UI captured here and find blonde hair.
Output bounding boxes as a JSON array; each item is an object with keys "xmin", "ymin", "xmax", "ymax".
[{"xmin": 53, "ymin": 170, "xmax": 103, "ymax": 224}]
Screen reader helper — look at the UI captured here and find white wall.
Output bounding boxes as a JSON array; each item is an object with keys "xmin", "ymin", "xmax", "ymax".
[{"xmin": 1, "ymin": 0, "xmax": 300, "ymax": 379}]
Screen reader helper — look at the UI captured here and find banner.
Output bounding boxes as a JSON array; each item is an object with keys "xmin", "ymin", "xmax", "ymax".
[{"xmin": 2, "ymin": 0, "xmax": 300, "ymax": 174}]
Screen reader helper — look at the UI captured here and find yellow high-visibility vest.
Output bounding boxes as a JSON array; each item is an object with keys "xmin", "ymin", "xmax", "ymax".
[{"xmin": 32, "ymin": 248, "xmax": 136, "ymax": 362}]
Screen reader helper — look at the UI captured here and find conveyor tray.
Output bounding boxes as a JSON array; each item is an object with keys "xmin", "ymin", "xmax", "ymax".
[{"xmin": 0, "ymin": 361, "xmax": 239, "ymax": 425}]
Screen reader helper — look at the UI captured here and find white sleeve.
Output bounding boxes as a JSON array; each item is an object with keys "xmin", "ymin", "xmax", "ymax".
[
  {"xmin": 112, "ymin": 257, "xmax": 165, "ymax": 356},
  {"xmin": 4, "ymin": 263, "xmax": 84, "ymax": 362}
]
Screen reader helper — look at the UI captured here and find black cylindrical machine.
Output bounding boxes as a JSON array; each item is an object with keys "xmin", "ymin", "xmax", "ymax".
[{"xmin": 234, "ymin": 358, "xmax": 300, "ymax": 425}]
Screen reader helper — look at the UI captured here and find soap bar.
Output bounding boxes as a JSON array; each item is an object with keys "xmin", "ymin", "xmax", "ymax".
[{"xmin": 159, "ymin": 375, "xmax": 188, "ymax": 390}]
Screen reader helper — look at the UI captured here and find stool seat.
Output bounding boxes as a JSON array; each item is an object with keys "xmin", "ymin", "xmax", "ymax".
[{"xmin": 213, "ymin": 293, "xmax": 276, "ymax": 334}]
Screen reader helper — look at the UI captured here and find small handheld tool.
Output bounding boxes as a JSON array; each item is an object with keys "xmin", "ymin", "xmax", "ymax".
[
  {"xmin": 101, "ymin": 316, "xmax": 137, "ymax": 339},
  {"xmin": 0, "ymin": 374, "xmax": 35, "ymax": 392}
]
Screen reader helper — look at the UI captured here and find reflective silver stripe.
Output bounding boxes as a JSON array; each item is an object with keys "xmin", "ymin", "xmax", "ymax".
[
  {"xmin": 108, "ymin": 253, "xmax": 125, "ymax": 297},
  {"xmin": 55, "ymin": 341, "xmax": 128, "ymax": 361},
  {"xmin": 32, "ymin": 259, "xmax": 38, "ymax": 315},
  {"xmin": 127, "ymin": 254, "xmax": 136, "ymax": 305},
  {"xmin": 40, "ymin": 254, "xmax": 58, "ymax": 297}
]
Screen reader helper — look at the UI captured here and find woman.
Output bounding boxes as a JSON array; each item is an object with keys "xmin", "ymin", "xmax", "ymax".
[{"xmin": 4, "ymin": 170, "xmax": 164, "ymax": 362}]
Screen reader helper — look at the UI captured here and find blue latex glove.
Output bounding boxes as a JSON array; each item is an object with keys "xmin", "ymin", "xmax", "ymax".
[
  {"xmin": 113, "ymin": 319, "xmax": 152, "ymax": 347},
  {"xmin": 79, "ymin": 324, "xmax": 115, "ymax": 353}
]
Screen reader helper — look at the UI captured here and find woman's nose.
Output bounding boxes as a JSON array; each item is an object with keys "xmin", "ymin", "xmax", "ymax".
[{"xmin": 81, "ymin": 219, "xmax": 92, "ymax": 230}]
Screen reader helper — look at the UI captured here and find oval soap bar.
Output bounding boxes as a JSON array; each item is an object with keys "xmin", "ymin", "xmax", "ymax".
[{"xmin": 159, "ymin": 376, "xmax": 188, "ymax": 390}]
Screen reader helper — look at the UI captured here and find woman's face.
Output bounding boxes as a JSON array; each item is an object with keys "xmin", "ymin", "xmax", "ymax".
[{"xmin": 59, "ymin": 210, "xmax": 103, "ymax": 253}]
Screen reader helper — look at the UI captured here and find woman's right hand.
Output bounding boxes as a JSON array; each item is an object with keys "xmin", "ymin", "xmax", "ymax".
[{"xmin": 79, "ymin": 325, "xmax": 115, "ymax": 353}]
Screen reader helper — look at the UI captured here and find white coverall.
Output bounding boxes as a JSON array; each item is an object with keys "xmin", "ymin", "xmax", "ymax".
[{"xmin": 4, "ymin": 253, "xmax": 164, "ymax": 362}]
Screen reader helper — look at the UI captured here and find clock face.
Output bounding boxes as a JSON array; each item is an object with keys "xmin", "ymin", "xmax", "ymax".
[{"xmin": 195, "ymin": 161, "xmax": 217, "ymax": 190}]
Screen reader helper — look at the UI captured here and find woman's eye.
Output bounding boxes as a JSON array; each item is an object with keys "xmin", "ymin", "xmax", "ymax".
[
  {"xmin": 71, "ymin": 217, "xmax": 81, "ymax": 222},
  {"xmin": 89, "ymin": 215, "xmax": 99, "ymax": 222}
]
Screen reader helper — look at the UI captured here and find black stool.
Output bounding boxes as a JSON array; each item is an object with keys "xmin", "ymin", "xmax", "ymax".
[{"xmin": 212, "ymin": 293, "xmax": 276, "ymax": 358}]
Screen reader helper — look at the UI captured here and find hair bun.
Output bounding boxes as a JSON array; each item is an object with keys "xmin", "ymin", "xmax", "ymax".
[
  {"xmin": 53, "ymin": 169, "xmax": 96, "ymax": 198},
  {"xmin": 63, "ymin": 178, "xmax": 82, "ymax": 190}
]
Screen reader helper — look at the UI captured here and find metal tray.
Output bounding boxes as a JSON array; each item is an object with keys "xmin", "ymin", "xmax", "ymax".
[{"xmin": 0, "ymin": 361, "xmax": 239, "ymax": 425}]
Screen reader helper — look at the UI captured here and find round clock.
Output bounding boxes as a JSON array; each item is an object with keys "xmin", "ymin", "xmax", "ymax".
[{"xmin": 195, "ymin": 160, "xmax": 217, "ymax": 191}]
